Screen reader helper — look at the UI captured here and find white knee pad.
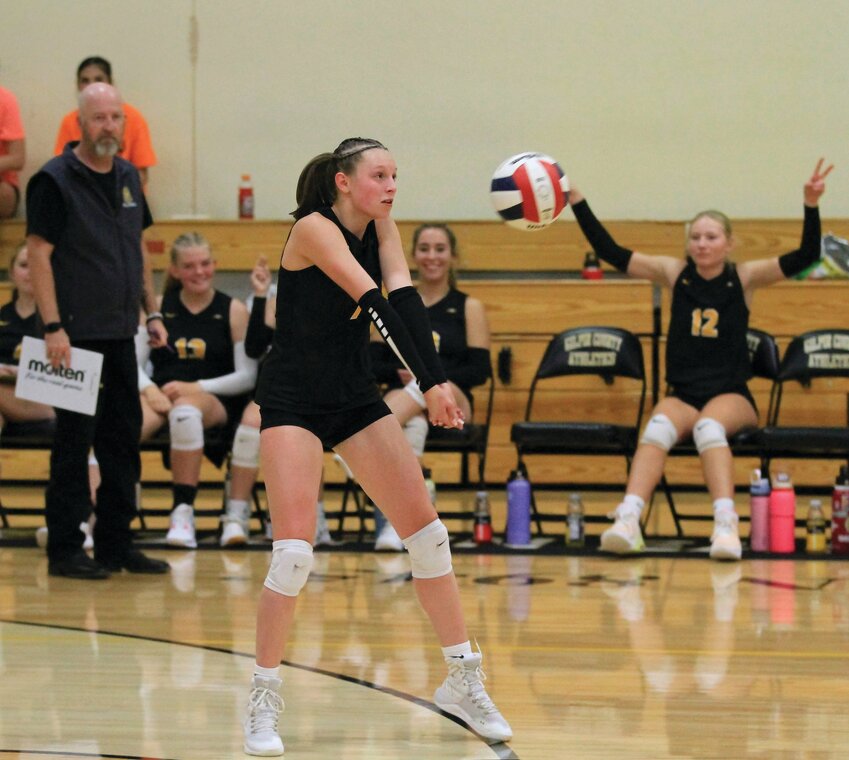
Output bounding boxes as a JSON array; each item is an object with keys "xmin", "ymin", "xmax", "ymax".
[
  {"xmin": 231, "ymin": 423, "xmax": 261, "ymax": 468},
  {"xmin": 403, "ymin": 414, "xmax": 429, "ymax": 458},
  {"xmin": 693, "ymin": 417, "xmax": 728, "ymax": 454},
  {"xmin": 168, "ymin": 405, "xmax": 204, "ymax": 451},
  {"xmin": 403, "ymin": 378, "xmax": 427, "ymax": 410},
  {"xmin": 640, "ymin": 413, "xmax": 678, "ymax": 452},
  {"xmin": 264, "ymin": 539, "xmax": 314, "ymax": 597},
  {"xmin": 404, "ymin": 519, "xmax": 452, "ymax": 579}
]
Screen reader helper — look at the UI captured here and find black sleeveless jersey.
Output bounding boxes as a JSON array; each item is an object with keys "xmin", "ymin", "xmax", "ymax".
[
  {"xmin": 255, "ymin": 207, "xmax": 383, "ymax": 413},
  {"xmin": 151, "ymin": 289, "xmax": 235, "ymax": 385},
  {"xmin": 0, "ymin": 301, "xmax": 36, "ymax": 366},
  {"xmin": 665, "ymin": 259, "xmax": 751, "ymax": 396},
  {"xmin": 427, "ymin": 289, "xmax": 473, "ymax": 397}
]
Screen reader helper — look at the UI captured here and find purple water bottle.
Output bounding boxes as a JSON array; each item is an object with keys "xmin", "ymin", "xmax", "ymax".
[
  {"xmin": 506, "ymin": 469, "xmax": 532, "ymax": 546},
  {"xmin": 749, "ymin": 468, "xmax": 770, "ymax": 552}
]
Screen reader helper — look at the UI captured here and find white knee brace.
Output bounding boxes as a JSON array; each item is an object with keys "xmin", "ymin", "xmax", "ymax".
[
  {"xmin": 169, "ymin": 405, "xmax": 205, "ymax": 451},
  {"xmin": 640, "ymin": 413, "xmax": 678, "ymax": 452},
  {"xmin": 403, "ymin": 414, "xmax": 429, "ymax": 458},
  {"xmin": 231, "ymin": 423, "xmax": 261, "ymax": 468},
  {"xmin": 403, "ymin": 378, "xmax": 427, "ymax": 410},
  {"xmin": 693, "ymin": 417, "xmax": 728, "ymax": 454},
  {"xmin": 264, "ymin": 539, "xmax": 314, "ymax": 597},
  {"xmin": 404, "ymin": 519, "xmax": 452, "ymax": 579}
]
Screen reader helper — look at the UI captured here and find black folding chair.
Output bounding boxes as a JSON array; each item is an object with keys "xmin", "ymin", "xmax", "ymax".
[{"xmin": 510, "ymin": 326, "xmax": 647, "ymax": 535}]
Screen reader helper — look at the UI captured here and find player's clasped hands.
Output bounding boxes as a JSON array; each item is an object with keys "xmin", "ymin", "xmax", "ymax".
[
  {"xmin": 425, "ymin": 383, "xmax": 465, "ymax": 430},
  {"xmin": 251, "ymin": 255, "xmax": 272, "ymax": 296}
]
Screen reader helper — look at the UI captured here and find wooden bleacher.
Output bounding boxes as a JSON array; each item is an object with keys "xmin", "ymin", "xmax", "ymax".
[{"xmin": 2, "ymin": 216, "xmax": 848, "ymax": 507}]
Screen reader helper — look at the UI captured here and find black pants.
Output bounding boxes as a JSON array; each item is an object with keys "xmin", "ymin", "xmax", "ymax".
[{"xmin": 45, "ymin": 338, "xmax": 141, "ymax": 563}]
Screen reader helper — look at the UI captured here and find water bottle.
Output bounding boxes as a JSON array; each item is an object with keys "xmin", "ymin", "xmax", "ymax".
[
  {"xmin": 581, "ymin": 250, "xmax": 603, "ymax": 280},
  {"xmin": 749, "ymin": 468, "xmax": 770, "ymax": 552},
  {"xmin": 238, "ymin": 174, "xmax": 255, "ymax": 219},
  {"xmin": 422, "ymin": 467, "xmax": 437, "ymax": 505},
  {"xmin": 566, "ymin": 493, "xmax": 585, "ymax": 547},
  {"xmin": 831, "ymin": 465, "xmax": 849, "ymax": 555},
  {"xmin": 505, "ymin": 469, "xmax": 532, "ymax": 546},
  {"xmin": 805, "ymin": 499, "xmax": 827, "ymax": 554},
  {"xmin": 769, "ymin": 472, "xmax": 796, "ymax": 554},
  {"xmin": 473, "ymin": 490, "xmax": 493, "ymax": 545}
]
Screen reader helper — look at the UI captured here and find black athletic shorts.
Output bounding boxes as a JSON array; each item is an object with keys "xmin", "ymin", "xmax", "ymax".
[
  {"xmin": 259, "ymin": 399, "xmax": 392, "ymax": 449},
  {"xmin": 667, "ymin": 384, "xmax": 758, "ymax": 416}
]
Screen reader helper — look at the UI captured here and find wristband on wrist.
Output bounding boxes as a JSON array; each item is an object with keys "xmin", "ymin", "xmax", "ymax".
[
  {"xmin": 145, "ymin": 311, "xmax": 163, "ymax": 324},
  {"xmin": 44, "ymin": 321, "xmax": 63, "ymax": 334}
]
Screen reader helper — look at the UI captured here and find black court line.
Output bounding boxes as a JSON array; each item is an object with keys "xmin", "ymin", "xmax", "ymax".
[
  {"xmin": 0, "ymin": 750, "xmax": 178, "ymax": 759},
  {"xmin": 0, "ymin": 618, "xmax": 518, "ymax": 760}
]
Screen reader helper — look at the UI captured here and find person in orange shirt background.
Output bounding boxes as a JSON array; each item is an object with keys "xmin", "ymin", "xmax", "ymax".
[
  {"xmin": 54, "ymin": 56, "xmax": 156, "ymax": 187},
  {"xmin": 0, "ymin": 81, "xmax": 26, "ymax": 218}
]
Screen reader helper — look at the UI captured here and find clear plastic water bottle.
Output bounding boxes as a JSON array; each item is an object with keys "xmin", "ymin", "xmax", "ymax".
[
  {"xmin": 505, "ymin": 469, "xmax": 532, "ymax": 546},
  {"xmin": 806, "ymin": 499, "xmax": 827, "ymax": 554},
  {"xmin": 473, "ymin": 491, "xmax": 493, "ymax": 545},
  {"xmin": 566, "ymin": 493, "xmax": 585, "ymax": 547}
]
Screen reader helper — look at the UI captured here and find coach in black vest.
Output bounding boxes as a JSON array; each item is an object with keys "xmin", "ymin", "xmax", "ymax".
[{"xmin": 26, "ymin": 83, "xmax": 169, "ymax": 579}]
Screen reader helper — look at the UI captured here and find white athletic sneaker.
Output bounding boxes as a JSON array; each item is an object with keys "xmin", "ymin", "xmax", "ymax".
[
  {"xmin": 434, "ymin": 652, "xmax": 512, "ymax": 743},
  {"xmin": 710, "ymin": 510, "xmax": 742, "ymax": 561},
  {"xmin": 375, "ymin": 522, "xmax": 404, "ymax": 552},
  {"xmin": 166, "ymin": 504, "xmax": 197, "ymax": 548},
  {"xmin": 220, "ymin": 502, "xmax": 251, "ymax": 547},
  {"xmin": 600, "ymin": 503, "xmax": 645, "ymax": 554},
  {"xmin": 314, "ymin": 502, "xmax": 333, "ymax": 546},
  {"xmin": 244, "ymin": 674, "xmax": 285, "ymax": 756}
]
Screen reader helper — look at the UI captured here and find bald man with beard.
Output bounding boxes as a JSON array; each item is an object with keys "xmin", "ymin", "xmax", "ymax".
[{"xmin": 26, "ymin": 83, "xmax": 169, "ymax": 579}]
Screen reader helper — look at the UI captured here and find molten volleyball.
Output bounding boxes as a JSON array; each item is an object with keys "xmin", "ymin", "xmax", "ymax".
[{"xmin": 490, "ymin": 152, "xmax": 569, "ymax": 231}]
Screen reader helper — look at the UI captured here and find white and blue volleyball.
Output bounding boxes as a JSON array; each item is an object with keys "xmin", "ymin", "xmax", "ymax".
[{"xmin": 490, "ymin": 152, "xmax": 569, "ymax": 231}]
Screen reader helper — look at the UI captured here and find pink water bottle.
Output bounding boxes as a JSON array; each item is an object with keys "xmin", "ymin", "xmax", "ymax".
[
  {"xmin": 769, "ymin": 472, "xmax": 796, "ymax": 554},
  {"xmin": 749, "ymin": 468, "xmax": 770, "ymax": 552}
]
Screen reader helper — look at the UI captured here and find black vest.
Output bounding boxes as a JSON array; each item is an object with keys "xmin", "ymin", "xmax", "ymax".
[{"xmin": 35, "ymin": 144, "xmax": 145, "ymax": 340}]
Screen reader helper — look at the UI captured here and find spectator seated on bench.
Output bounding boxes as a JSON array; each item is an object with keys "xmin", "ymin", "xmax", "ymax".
[{"xmin": 137, "ymin": 233, "xmax": 256, "ymax": 549}]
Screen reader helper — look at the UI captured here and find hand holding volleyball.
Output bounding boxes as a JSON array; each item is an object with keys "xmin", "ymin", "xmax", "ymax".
[{"xmin": 490, "ymin": 152, "xmax": 569, "ymax": 231}]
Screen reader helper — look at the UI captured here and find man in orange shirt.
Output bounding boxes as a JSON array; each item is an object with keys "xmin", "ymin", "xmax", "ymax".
[
  {"xmin": 0, "ymin": 84, "xmax": 25, "ymax": 218},
  {"xmin": 54, "ymin": 57, "xmax": 156, "ymax": 187}
]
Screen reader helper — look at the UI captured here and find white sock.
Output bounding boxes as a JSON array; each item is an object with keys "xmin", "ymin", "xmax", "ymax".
[
  {"xmin": 441, "ymin": 641, "xmax": 473, "ymax": 662},
  {"xmin": 227, "ymin": 498, "xmax": 249, "ymax": 516},
  {"xmin": 254, "ymin": 664, "xmax": 280, "ymax": 679},
  {"xmin": 622, "ymin": 493, "xmax": 645, "ymax": 513},
  {"xmin": 713, "ymin": 498, "xmax": 735, "ymax": 516}
]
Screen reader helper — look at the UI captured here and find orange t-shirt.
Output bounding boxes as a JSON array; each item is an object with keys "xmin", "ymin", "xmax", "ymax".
[
  {"xmin": 0, "ymin": 86, "xmax": 25, "ymax": 187},
  {"xmin": 54, "ymin": 101, "xmax": 157, "ymax": 169}
]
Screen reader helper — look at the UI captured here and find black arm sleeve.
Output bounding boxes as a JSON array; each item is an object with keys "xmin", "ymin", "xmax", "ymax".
[
  {"xmin": 359, "ymin": 288, "xmax": 447, "ymax": 393},
  {"xmin": 446, "ymin": 347, "xmax": 492, "ymax": 389},
  {"xmin": 778, "ymin": 205, "xmax": 821, "ymax": 277},
  {"xmin": 368, "ymin": 340, "xmax": 403, "ymax": 385},
  {"xmin": 387, "ymin": 286, "xmax": 447, "ymax": 381},
  {"xmin": 244, "ymin": 296, "xmax": 273, "ymax": 358},
  {"xmin": 570, "ymin": 199, "xmax": 634, "ymax": 273}
]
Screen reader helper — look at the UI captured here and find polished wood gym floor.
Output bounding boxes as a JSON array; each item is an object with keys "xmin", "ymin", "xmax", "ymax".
[{"xmin": 1, "ymin": 535, "xmax": 848, "ymax": 759}]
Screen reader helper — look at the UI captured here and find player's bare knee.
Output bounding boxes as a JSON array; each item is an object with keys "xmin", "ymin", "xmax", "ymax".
[
  {"xmin": 404, "ymin": 519, "xmax": 452, "ymax": 579},
  {"xmin": 693, "ymin": 417, "xmax": 728, "ymax": 454},
  {"xmin": 264, "ymin": 539, "xmax": 314, "ymax": 597},
  {"xmin": 639, "ymin": 413, "xmax": 678, "ymax": 452},
  {"xmin": 168, "ymin": 405, "xmax": 204, "ymax": 451}
]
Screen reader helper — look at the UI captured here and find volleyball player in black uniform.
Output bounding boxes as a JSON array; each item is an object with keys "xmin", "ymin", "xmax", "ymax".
[
  {"xmin": 243, "ymin": 139, "xmax": 511, "ymax": 755},
  {"xmin": 137, "ymin": 232, "xmax": 257, "ymax": 549},
  {"xmin": 569, "ymin": 159, "xmax": 832, "ymax": 561},
  {"xmin": 0, "ymin": 243, "xmax": 55, "ymax": 428},
  {"xmin": 370, "ymin": 223, "xmax": 491, "ymax": 550}
]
